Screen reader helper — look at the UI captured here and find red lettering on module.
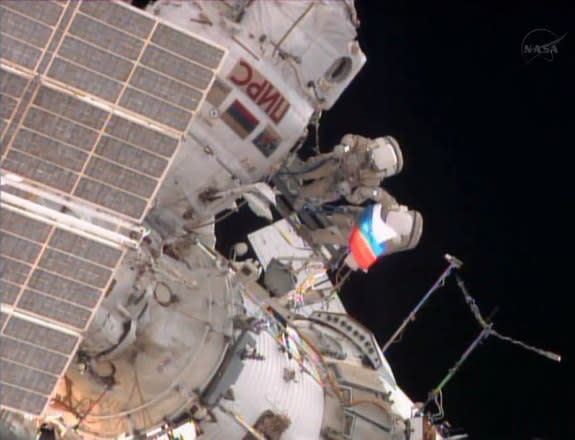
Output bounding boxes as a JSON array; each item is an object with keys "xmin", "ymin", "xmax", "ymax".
[
  {"xmin": 229, "ymin": 60, "xmax": 291, "ymax": 124},
  {"xmin": 247, "ymin": 79, "xmax": 268, "ymax": 101},
  {"xmin": 270, "ymin": 98, "xmax": 290, "ymax": 124},
  {"xmin": 229, "ymin": 60, "xmax": 252, "ymax": 86},
  {"xmin": 257, "ymin": 86, "xmax": 280, "ymax": 114}
]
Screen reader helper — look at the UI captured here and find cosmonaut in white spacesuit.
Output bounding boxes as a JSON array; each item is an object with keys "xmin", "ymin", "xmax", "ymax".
[{"xmin": 295, "ymin": 134, "xmax": 404, "ymax": 207}]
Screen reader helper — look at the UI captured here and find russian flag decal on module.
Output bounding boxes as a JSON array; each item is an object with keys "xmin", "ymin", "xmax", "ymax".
[{"xmin": 222, "ymin": 99, "xmax": 259, "ymax": 139}]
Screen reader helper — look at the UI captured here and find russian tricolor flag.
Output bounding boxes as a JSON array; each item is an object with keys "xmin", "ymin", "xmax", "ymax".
[
  {"xmin": 222, "ymin": 99, "xmax": 259, "ymax": 139},
  {"xmin": 349, "ymin": 204, "xmax": 398, "ymax": 271}
]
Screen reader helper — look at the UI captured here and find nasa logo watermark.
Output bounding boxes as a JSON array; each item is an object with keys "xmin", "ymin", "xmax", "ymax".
[{"xmin": 521, "ymin": 28, "xmax": 567, "ymax": 64}]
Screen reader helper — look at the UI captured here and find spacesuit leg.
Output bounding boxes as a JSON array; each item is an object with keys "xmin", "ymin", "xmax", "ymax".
[
  {"xmin": 297, "ymin": 177, "xmax": 340, "ymax": 203},
  {"xmin": 307, "ymin": 212, "xmax": 355, "ymax": 246},
  {"xmin": 297, "ymin": 156, "xmax": 339, "ymax": 180},
  {"xmin": 308, "ymin": 225, "xmax": 348, "ymax": 246},
  {"xmin": 344, "ymin": 186, "xmax": 396, "ymax": 206}
]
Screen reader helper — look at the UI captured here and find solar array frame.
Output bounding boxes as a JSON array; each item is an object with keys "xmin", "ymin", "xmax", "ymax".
[{"xmin": 0, "ymin": 0, "xmax": 226, "ymax": 222}]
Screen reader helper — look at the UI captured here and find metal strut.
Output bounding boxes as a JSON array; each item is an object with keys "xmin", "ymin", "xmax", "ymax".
[
  {"xmin": 381, "ymin": 254, "xmax": 463, "ymax": 354},
  {"xmin": 423, "ymin": 274, "xmax": 562, "ymax": 422},
  {"xmin": 273, "ymin": 3, "xmax": 315, "ymax": 55},
  {"xmin": 426, "ymin": 307, "xmax": 499, "ymax": 411},
  {"xmin": 455, "ymin": 274, "xmax": 562, "ymax": 363}
]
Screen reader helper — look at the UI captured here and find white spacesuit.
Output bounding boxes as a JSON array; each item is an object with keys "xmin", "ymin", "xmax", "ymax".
[{"xmin": 295, "ymin": 134, "xmax": 403, "ymax": 206}]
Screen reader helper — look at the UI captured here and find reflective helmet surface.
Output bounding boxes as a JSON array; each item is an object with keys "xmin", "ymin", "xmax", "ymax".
[
  {"xmin": 385, "ymin": 207, "xmax": 423, "ymax": 251},
  {"xmin": 370, "ymin": 136, "xmax": 404, "ymax": 177}
]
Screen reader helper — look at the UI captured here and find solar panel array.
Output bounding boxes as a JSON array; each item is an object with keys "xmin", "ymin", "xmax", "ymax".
[
  {"xmin": 0, "ymin": 311, "xmax": 81, "ymax": 415},
  {"xmin": 1, "ymin": 0, "xmax": 226, "ymax": 416},
  {"xmin": 0, "ymin": 207, "xmax": 123, "ymax": 415},
  {"xmin": 1, "ymin": 208, "xmax": 124, "ymax": 330},
  {"xmin": 1, "ymin": 0, "xmax": 225, "ymax": 221}
]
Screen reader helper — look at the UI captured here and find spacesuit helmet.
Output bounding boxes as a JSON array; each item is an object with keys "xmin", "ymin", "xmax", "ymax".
[
  {"xmin": 347, "ymin": 203, "xmax": 423, "ymax": 271},
  {"xmin": 370, "ymin": 136, "xmax": 404, "ymax": 177},
  {"xmin": 385, "ymin": 206, "xmax": 423, "ymax": 251}
]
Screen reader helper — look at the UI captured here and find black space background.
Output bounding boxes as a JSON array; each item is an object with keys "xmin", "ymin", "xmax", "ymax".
[{"xmin": 213, "ymin": 2, "xmax": 575, "ymax": 439}]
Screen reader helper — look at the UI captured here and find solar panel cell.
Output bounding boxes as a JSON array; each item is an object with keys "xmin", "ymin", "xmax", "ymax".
[
  {"xmin": 17, "ymin": 290, "xmax": 92, "ymax": 330},
  {"xmin": 1, "ymin": 211, "xmax": 52, "ymax": 243},
  {"xmin": 0, "ymin": 257, "xmax": 32, "ymax": 286},
  {"xmin": 1, "ymin": 338, "xmax": 68, "ymax": 376},
  {"xmin": 0, "ymin": 8, "xmax": 52, "ymax": 49},
  {"xmin": 3, "ymin": 316, "xmax": 79, "ymax": 355},
  {"xmin": 0, "ymin": 96, "xmax": 18, "ymax": 121},
  {"xmin": 0, "ymin": 1, "xmax": 63, "ymax": 26},
  {"xmin": 12, "ymin": 129, "xmax": 89, "ymax": 172},
  {"xmin": 95, "ymin": 136, "xmax": 168, "ymax": 178},
  {"xmin": 0, "ymin": 69, "xmax": 29, "ymax": 98},
  {"xmin": 84, "ymin": 157, "xmax": 157, "ymax": 199},
  {"xmin": 79, "ymin": 1, "xmax": 154, "ymax": 39},
  {"xmin": 140, "ymin": 45, "xmax": 213, "ymax": 90},
  {"xmin": 58, "ymin": 36, "xmax": 134, "ymax": 82},
  {"xmin": 23, "ymin": 107, "xmax": 99, "ymax": 152},
  {"xmin": 47, "ymin": 58, "xmax": 123, "ymax": 103},
  {"xmin": 38, "ymin": 248, "xmax": 112, "ymax": 289},
  {"xmin": 105, "ymin": 115, "xmax": 178, "ymax": 157},
  {"xmin": 130, "ymin": 66, "xmax": 203, "ymax": 111},
  {"xmin": 68, "ymin": 14, "xmax": 144, "ymax": 60},
  {"xmin": 74, "ymin": 178, "xmax": 147, "ymax": 220},
  {"xmin": 0, "ymin": 359, "xmax": 59, "ymax": 395},
  {"xmin": 152, "ymin": 23, "xmax": 224, "ymax": 69},
  {"xmin": 33, "ymin": 86, "xmax": 109, "ymax": 130},
  {"xmin": 28, "ymin": 270, "xmax": 101, "ymax": 309},
  {"xmin": 0, "ymin": 384, "xmax": 47, "ymax": 415},
  {"xmin": 48, "ymin": 229, "xmax": 122, "ymax": 268},
  {"xmin": 0, "ymin": 35, "xmax": 42, "ymax": 70},
  {"xmin": 0, "ymin": 233, "xmax": 42, "ymax": 264},
  {"xmin": 3, "ymin": 150, "xmax": 78, "ymax": 193},
  {"xmin": 0, "ymin": 281, "xmax": 20, "ymax": 306},
  {"xmin": 119, "ymin": 87, "xmax": 192, "ymax": 131}
]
